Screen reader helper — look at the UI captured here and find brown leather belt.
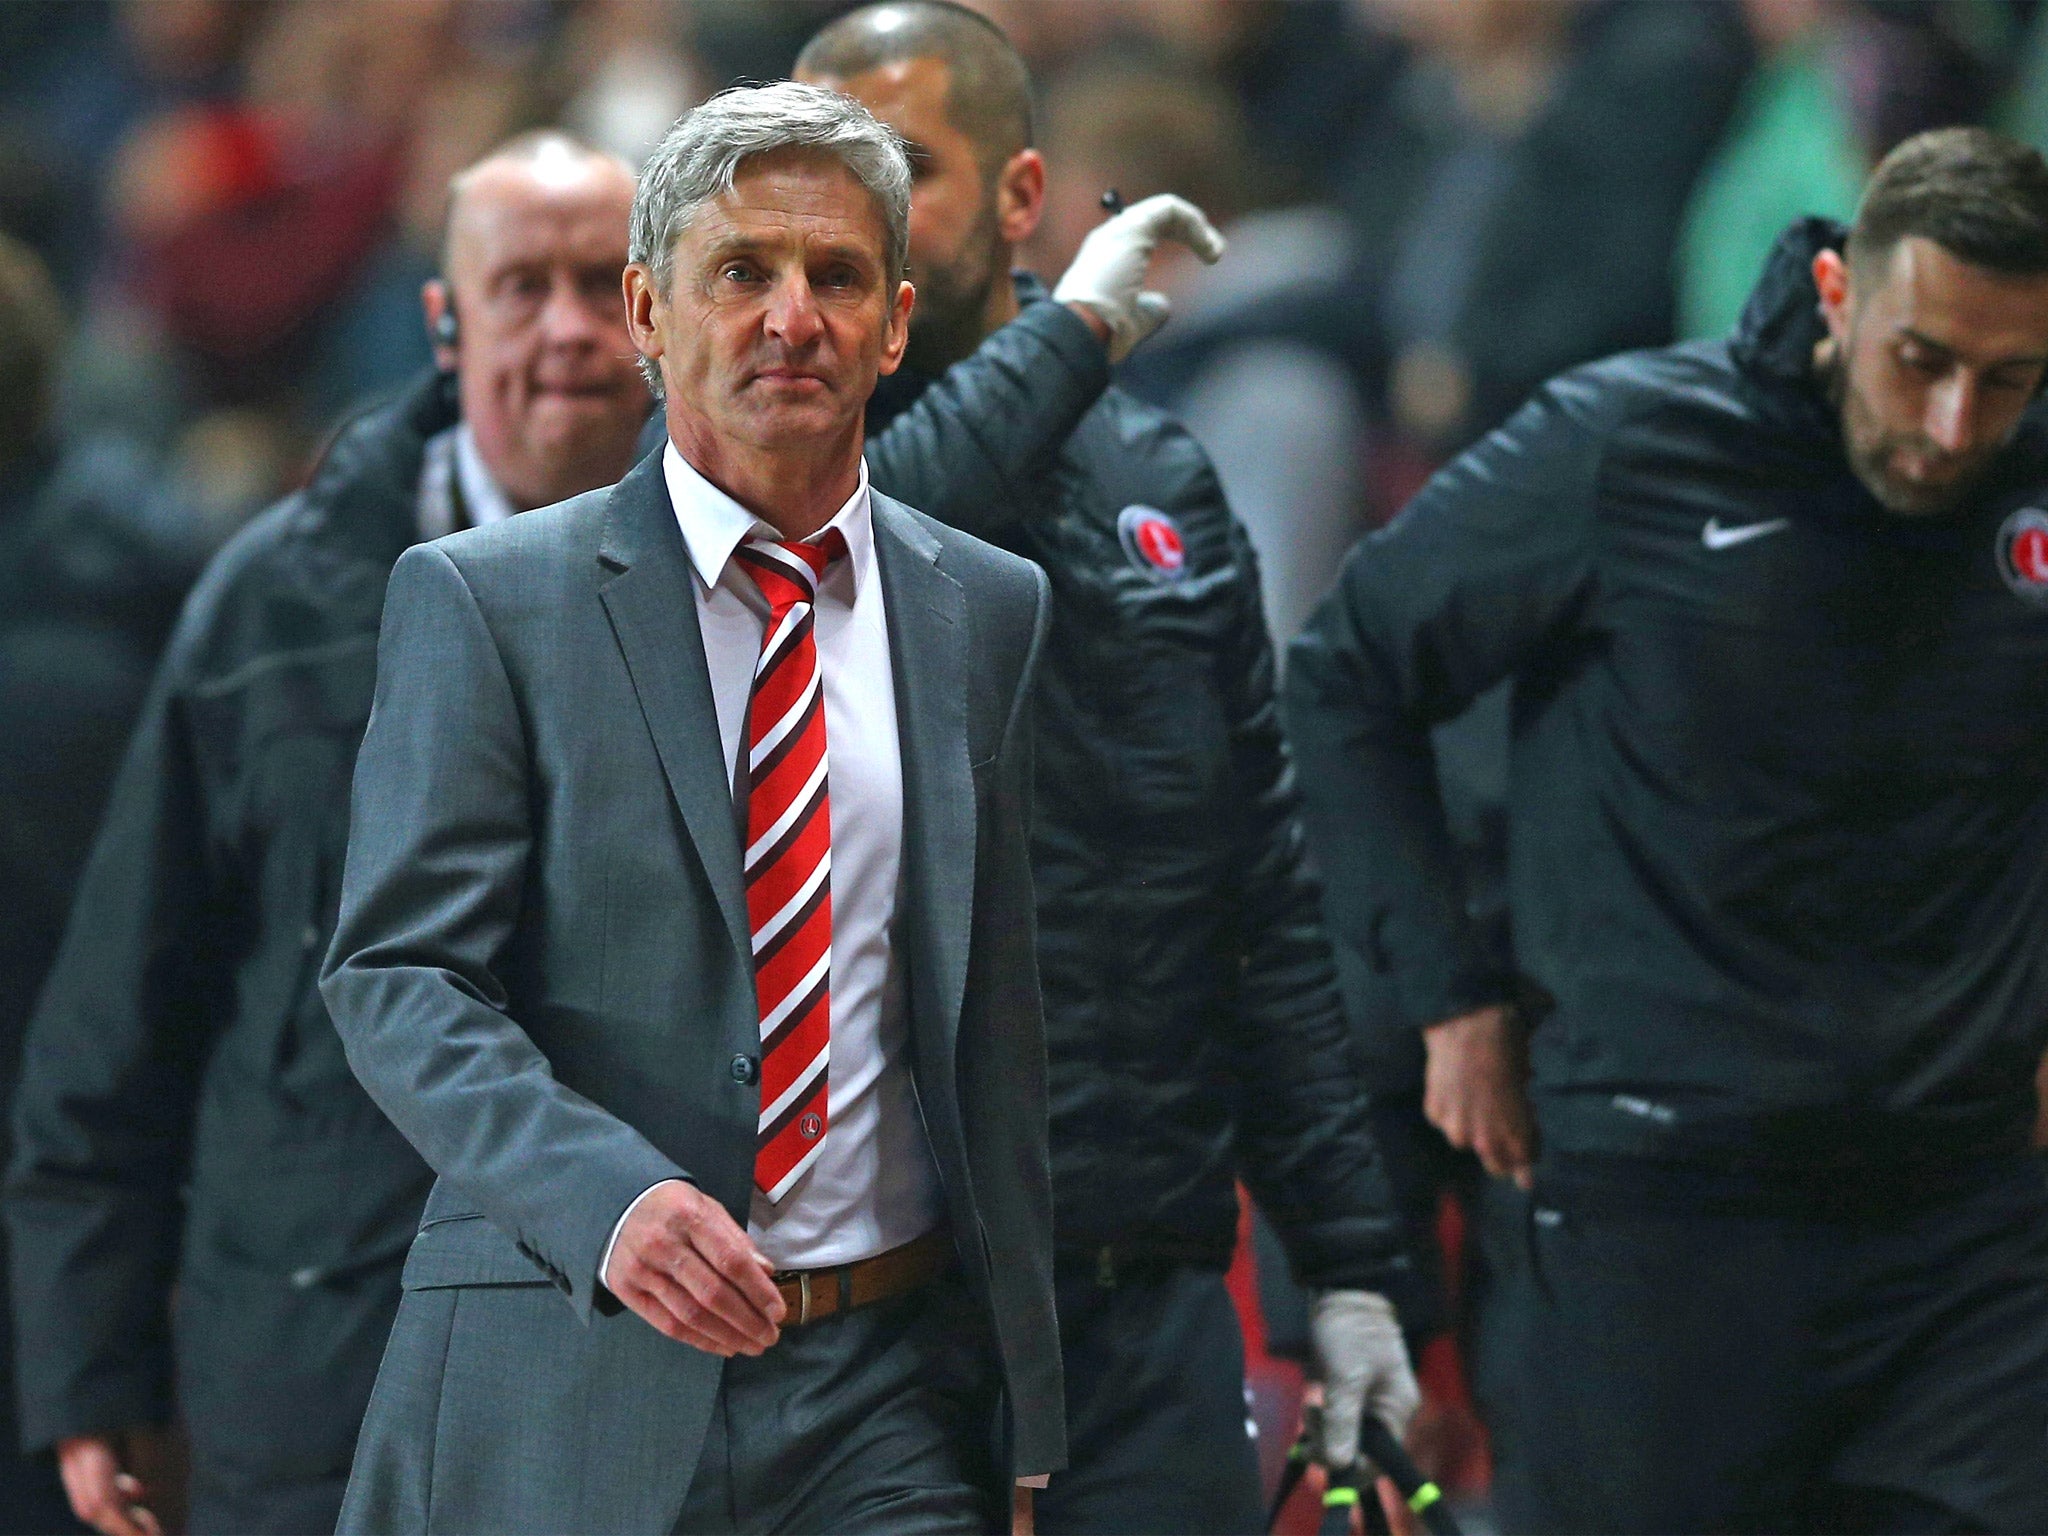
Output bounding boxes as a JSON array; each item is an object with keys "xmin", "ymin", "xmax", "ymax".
[{"xmin": 773, "ymin": 1228, "xmax": 954, "ymax": 1328}]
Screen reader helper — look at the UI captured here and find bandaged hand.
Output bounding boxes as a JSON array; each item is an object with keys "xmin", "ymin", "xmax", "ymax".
[
  {"xmin": 1051, "ymin": 193, "xmax": 1225, "ymax": 363},
  {"xmin": 1309, "ymin": 1289, "xmax": 1421, "ymax": 1474}
]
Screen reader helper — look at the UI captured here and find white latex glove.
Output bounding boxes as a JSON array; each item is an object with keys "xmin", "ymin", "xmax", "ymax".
[
  {"xmin": 1051, "ymin": 193, "xmax": 1225, "ymax": 363},
  {"xmin": 1309, "ymin": 1289, "xmax": 1421, "ymax": 1474}
]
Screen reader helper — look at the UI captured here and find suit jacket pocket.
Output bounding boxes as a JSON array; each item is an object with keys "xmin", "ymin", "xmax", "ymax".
[{"xmin": 400, "ymin": 1216, "xmax": 558, "ymax": 1291}]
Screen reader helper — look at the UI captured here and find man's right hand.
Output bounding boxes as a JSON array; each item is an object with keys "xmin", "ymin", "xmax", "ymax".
[
  {"xmin": 1423, "ymin": 1004, "xmax": 1535, "ymax": 1188},
  {"xmin": 57, "ymin": 1426, "xmax": 184, "ymax": 1536},
  {"xmin": 602, "ymin": 1179, "xmax": 787, "ymax": 1355}
]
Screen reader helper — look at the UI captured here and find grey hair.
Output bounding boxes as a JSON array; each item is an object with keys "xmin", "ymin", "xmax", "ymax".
[{"xmin": 630, "ymin": 79, "xmax": 911, "ymax": 296}]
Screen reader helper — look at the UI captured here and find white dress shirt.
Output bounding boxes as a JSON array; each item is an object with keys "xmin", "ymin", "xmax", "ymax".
[
  {"xmin": 417, "ymin": 423, "xmax": 518, "ymax": 538},
  {"xmin": 602, "ymin": 443, "xmax": 944, "ymax": 1278}
]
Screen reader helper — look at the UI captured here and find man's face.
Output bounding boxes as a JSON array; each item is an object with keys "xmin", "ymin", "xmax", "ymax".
[
  {"xmin": 627, "ymin": 148, "xmax": 911, "ymax": 460},
  {"xmin": 1824, "ymin": 236, "xmax": 2048, "ymax": 516},
  {"xmin": 799, "ymin": 56, "xmax": 1004, "ymax": 377},
  {"xmin": 441, "ymin": 155, "xmax": 645, "ymax": 509}
]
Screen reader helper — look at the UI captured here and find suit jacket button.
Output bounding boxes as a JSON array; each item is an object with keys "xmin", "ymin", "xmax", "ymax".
[{"xmin": 730, "ymin": 1054, "xmax": 758, "ymax": 1086}]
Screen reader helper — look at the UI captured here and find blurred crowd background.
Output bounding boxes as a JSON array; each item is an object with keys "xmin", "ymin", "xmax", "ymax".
[
  {"xmin": 7, "ymin": 0, "xmax": 2046, "ymax": 585},
  {"xmin": 6, "ymin": 0, "xmax": 2047, "ymax": 622},
  {"xmin": 0, "ymin": 0, "xmax": 2042, "ymax": 1528}
]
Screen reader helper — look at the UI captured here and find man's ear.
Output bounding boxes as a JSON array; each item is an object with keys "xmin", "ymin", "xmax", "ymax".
[
  {"xmin": 1813, "ymin": 248, "xmax": 1852, "ymax": 344},
  {"xmin": 878, "ymin": 277, "xmax": 915, "ymax": 377},
  {"xmin": 422, "ymin": 279, "xmax": 458, "ymax": 372},
  {"xmin": 623, "ymin": 263, "xmax": 664, "ymax": 369},
  {"xmin": 995, "ymin": 148, "xmax": 1045, "ymax": 248}
]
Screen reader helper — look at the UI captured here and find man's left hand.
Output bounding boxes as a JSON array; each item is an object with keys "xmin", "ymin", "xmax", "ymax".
[
  {"xmin": 1051, "ymin": 193, "xmax": 1225, "ymax": 362},
  {"xmin": 1308, "ymin": 1289, "xmax": 1420, "ymax": 1477}
]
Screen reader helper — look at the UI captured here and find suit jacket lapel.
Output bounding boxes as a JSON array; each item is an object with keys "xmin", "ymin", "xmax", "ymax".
[
  {"xmin": 595, "ymin": 450, "xmax": 751, "ymax": 966},
  {"xmin": 873, "ymin": 495, "xmax": 974, "ymax": 1069}
]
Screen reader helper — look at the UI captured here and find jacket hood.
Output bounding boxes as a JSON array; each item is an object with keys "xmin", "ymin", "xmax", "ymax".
[
  {"xmin": 1728, "ymin": 216, "xmax": 1843, "ymax": 388},
  {"xmin": 1724, "ymin": 215, "xmax": 2048, "ymax": 505},
  {"xmin": 299, "ymin": 367, "xmax": 460, "ymax": 563}
]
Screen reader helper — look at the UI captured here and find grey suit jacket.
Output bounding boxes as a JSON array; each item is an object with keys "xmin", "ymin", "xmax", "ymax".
[{"xmin": 320, "ymin": 448, "xmax": 1061, "ymax": 1534}]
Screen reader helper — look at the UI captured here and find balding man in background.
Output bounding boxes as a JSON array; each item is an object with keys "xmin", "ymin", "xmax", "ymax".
[{"xmin": 6, "ymin": 132, "xmax": 647, "ymax": 1536}]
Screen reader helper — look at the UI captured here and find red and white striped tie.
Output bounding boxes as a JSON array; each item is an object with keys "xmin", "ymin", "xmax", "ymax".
[{"xmin": 735, "ymin": 531, "xmax": 846, "ymax": 1203}]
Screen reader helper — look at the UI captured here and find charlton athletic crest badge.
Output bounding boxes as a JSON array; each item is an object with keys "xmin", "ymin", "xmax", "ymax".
[
  {"xmin": 1118, "ymin": 505, "xmax": 1189, "ymax": 582},
  {"xmin": 1998, "ymin": 507, "xmax": 2048, "ymax": 606}
]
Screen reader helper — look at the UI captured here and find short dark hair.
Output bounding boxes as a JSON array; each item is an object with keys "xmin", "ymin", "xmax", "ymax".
[
  {"xmin": 1848, "ymin": 126, "xmax": 2048, "ymax": 276},
  {"xmin": 796, "ymin": 1, "xmax": 1033, "ymax": 177}
]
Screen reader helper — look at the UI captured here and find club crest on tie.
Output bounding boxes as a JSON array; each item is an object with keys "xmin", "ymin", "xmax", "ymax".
[{"xmin": 799, "ymin": 1112, "xmax": 823, "ymax": 1141}]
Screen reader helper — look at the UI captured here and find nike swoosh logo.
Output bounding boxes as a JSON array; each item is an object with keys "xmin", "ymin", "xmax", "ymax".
[{"xmin": 1702, "ymin": 517, "xmax": 1791, "ymax": 551}]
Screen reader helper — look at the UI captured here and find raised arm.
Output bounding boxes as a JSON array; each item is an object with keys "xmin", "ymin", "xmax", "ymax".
[
  {"xmin": 865, "ymin": 193, "xmax": 1225, "ymax": 538},
  {"xmin": 864, "ymin": 298, "xmax": 1109, "ymax": 539}
]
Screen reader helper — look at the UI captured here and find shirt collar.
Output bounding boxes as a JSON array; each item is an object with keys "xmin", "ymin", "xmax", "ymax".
[
  {"xmin": 454, "ymin": 423, "xmax": 518, "ymax": 527},
  {"xmin": 662, "ymin": 438, "xmax": 873, "ymax": 596}
]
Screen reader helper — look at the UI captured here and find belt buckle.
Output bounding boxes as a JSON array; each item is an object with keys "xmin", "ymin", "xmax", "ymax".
[{"xmin": 797, "ymin": 1270, "xmax": 813, "ymax": 1326}]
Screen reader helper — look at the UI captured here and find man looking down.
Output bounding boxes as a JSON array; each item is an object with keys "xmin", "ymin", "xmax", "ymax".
[{"xmin": 1288, "ymin": 127, "xmax": 2048, "ymax": 1534}]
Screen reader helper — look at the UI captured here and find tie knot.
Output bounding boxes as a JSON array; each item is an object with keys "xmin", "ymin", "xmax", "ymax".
[{"xmin": 735, "ymin": 529, "xmax": 848, "ymax": 611}]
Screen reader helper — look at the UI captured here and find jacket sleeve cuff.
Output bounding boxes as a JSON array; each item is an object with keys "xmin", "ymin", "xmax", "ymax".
[
  {"xmin": 535, "ymin": 1142, "xmax": 694, "ymax": 1325},
  {"xmin": 1021, "ymin": 299, "xmax": 1112, "ymax": 394},
  {"xmin": 1399, "ymin": 955, "xmax": 1519, "ymax": 1033},
  {"xmin": 16, "ymin": 1377, "xmax": 174, "ymax": 1457},
  {"xmin": 597, "ymin": 1178, "xmax": 690, "ymax": 1293}
]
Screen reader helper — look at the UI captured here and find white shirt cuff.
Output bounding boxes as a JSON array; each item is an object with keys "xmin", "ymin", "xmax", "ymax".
[
  {"xmin": 1016, "ymin": 1475, "xmax": 1050, "ymax": 1488},
  {"xmin": 599, "ymin": 1179, "xmax": 686, "ymax": 1291}
]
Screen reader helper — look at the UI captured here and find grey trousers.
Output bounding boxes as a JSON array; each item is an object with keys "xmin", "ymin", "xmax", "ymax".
[{"xmin": 673, "ymin": 1269, "xmax": 1005, "ymax": 1534}]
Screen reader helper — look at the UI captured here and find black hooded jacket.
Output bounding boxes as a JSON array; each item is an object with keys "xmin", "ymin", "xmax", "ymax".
[
  {"xmin": 1287, "ymin": 221, "xmax": 2048, "ymax": 1177},
  {"xmin": 5, "ymin": 373, "xmax": 448, "ymax": 1486},
  {"xmin": 867, "ymin": 280, "xmax": 1405, "ymax": 1291}
]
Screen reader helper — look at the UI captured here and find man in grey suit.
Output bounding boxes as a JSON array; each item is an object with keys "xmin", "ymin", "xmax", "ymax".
[{"xmin": 321, "ymin": 82, "xmax": 1061, "ymax": 1535}]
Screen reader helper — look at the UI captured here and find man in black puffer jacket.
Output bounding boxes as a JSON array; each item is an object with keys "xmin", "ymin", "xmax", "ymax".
[
  {"xmin": 6, "ymin": 134, "xmax": 648, "ymax": 1536},
  {"xmin": 1288, "ymin": 128, "xmax": 2048, "ymax": 1534},
  {"xmin": 798, "ymin": 8, "xmax": 1418, "ymax": 1532}
]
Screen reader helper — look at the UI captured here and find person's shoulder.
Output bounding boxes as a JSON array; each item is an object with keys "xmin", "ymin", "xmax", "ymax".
[
  {"xmin": 156, "ymin": 491, "xmax": 372, "ymax": 685},
  {"xmin": 1082, "ymin": 383, "xmax": 1229, "ymax": 525},
  {"xmin": 1086, "ymin": 384, "xmax": 1213, "ymax": 483},
  {"xmin": 1453, "ymin": 338, "xmax": 1753, "ymax": 492},
  {"xmin": 1983, "ymin": 407, "xmax": 2048, "ymax": 507},
  {"xmin": 876, "ymin": 488, "xmax": 1042, "ymax": 603},
  {"xmin": 424, "ymin": 481, "xmax": 615, "ymax": 584},
  {"xmin": 2008, "ymin": 406, "xmax": 2048, "ymax": 475},
  {"xmin": 1539, "ymin": 339, "xmax": 1733, "ymax": 428},
  {"xmin": 26, "ymin": 434, "xmax": 207, "ymax": 597}
]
